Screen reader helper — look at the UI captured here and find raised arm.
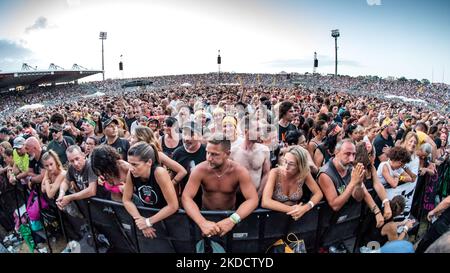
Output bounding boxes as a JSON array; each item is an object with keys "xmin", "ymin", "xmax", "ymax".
[{"xmin": 159, "ymin": 151, "xmax": 187, "ymax": 185}]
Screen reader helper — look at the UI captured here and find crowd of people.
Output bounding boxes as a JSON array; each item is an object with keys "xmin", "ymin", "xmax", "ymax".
[
  {"xmin": 0, "ymin": 72, "xmax": 450, "ymax": 253},
  {"xmin": 2, "ymin": 72, "xmax": 448, "ymax": 116}
]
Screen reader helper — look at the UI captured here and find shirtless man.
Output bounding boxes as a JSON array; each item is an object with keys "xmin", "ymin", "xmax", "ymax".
[
  {"xmin": 230, "ymin": 116, "xmax": 270, "ymax": 196},
  {"xmin": 182, "ymin": 133, "xmax": 258, "ymax": 237}
]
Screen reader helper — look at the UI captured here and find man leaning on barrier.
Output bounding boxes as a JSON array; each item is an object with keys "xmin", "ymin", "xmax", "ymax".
[
  {"xmin": 56, "ymin": 145, "xmax": 97, "ymax": 211},
  {"xmin": 182, "ymin": 133, "xmax": 258, "ymax": 237}
]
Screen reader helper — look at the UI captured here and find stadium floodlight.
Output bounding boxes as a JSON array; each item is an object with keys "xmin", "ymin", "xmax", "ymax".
[
  {"xmin": 99, "ymin": 32, "xmax": 107, "ymax": 80},
  {"xmin": 331, "ymin": 29, "xmax": 340, "ymax": 76}
]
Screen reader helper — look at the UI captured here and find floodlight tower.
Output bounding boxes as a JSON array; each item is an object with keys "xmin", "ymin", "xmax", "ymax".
[
  {"xmin": 217, "ymin": 50, "xmax": 222, "ymax": 85},
  {"xmin": 331, "ymin": 29, "xmax": 340, "ymax": 76},
  {"xmin": 313, "ymin": 52, "xmax": 318, "ymax": 74},
  {"xmin": 99, "ymin": 31, "xmax": 107, "ymax": 81}
]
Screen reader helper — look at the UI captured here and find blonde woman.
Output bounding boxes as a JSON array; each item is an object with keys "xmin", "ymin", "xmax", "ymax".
[
  {"xmin": 131, "ymin": 126, "xmax": 187, "ymax": 188},
  {"xmin": 41, "ymin": 150, "xmax": 66, "ymax": 199},
  {"xmin": 262, "ymin": 146, "xmax": 323, "ymax": 221}
]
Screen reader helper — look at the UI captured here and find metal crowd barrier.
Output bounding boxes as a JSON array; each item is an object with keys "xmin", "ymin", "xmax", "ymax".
[{"xmin": 67, "ymin": 197, "xmax": 362, "ymax": 253}]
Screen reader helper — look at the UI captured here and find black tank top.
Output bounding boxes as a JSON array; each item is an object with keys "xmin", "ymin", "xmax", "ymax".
[
  {"xmin": 132, "ymin": 165, "xmax": 167, "ymax": 209},
  {"xmin": 161, "ymin": 134, "xmax": 182, "ymax": 158}
]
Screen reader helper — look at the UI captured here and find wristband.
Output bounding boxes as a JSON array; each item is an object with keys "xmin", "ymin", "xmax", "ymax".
[
  {"xmin": 230, "ymin": 213, "xmax": 241, "ymax": 224},
  {"xmin": 404, "ymin": 226, "xmax": 409, "ymax": 232},
  {"xmin": 145, "ymin": 218, "xmax": 152, "ymax": 227},
  {"xmin": 307, "ymin": 201, "xmax": 315, "ymax": 209}
]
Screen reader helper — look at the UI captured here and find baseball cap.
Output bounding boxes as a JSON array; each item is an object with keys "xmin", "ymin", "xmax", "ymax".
[
  {"xmin": 103, "ymin": 118, "xmax": 119, "ymax": 128},
  {"xmin": 13, "ymin": 136, "xmax": 26, "ymax": 149}
]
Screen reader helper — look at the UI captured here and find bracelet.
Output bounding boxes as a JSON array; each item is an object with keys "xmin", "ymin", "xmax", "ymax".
[
  {"xmin": 382, "ymin": 199, "xmax": 390, "ymax": 208},
  {"xmin": 307, "ymin": 201, "xmax": 315, "ymax": 209},
  {"xmin": 230, "ymin": 213, "xmax": 241, "ymax": 224},
  {"xmin": 145, "ymin": 218, "xmax": 153, "ymax": 227}
]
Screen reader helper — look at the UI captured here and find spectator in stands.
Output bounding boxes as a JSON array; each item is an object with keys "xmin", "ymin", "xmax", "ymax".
[
  {"xmin": 231, "ymin": 116, "xmax": 270, "ymax": 196},
  {"xmin": 131, "ymin": 126, "xmax": 187, "ymax": 192},
  {"xmin": 84, "ymin": 136, "xmax": 98, "ymax": 158},
  {"xmin": 261, "ymin": 146, "xmax": 323, "ymax": 221},
  {"xmin": 380, "ymin": 196, "xmax": 415, "ymax": 242},
  {"xmin": 47, "ymin": 123, "xmax": 75, "ymax": 166},
  {"xmin": 182, "ymin": 134, "xmax": 258, "ymax": 237},
  {"xmin": 373, "ymin": 118, "xmax": 396, "ymax": 169},
  {"xmin": 159, "ymin": 117, "xmax": 182, "ymax": 159},
  {"xmin": 41, "ymin": 150, "xmax": 66, "ymax": 199},
  {"xmin": 172, "ymin": 122, "xmax": 207, "ymax": 202},
  {"xmin": 222, "ymin": 116, "xmax": 242, "ymax": 149},
  {"xmin": 56, "ymin": 145, "xmax": 97, "ymax": 210},
  {"xmin": 24, "ymin": 137, "xmax": 45, "ymax": 186},
  {"xmin": 377, "ymin": 146, "xmax": 413, "ymax": 193},
  {"xmin": 11, "ymin": 136, "xmax": 29, "ymax": 183},
  {"xmin": 91, "ymin": 145, "xmax": 131, "ymax": 202},
  {"xmin": 313, "ymin": 123, "xmax": 342, "ymax": 168},
  {"xmin": 102, "ymin": 118, "xmax": 130, "ymax": 161},
  {"xmin": 278, "ymin": 101, "xmax": 296, "ymax": 143},
  {"xmin": 307, "ymin": 120, "xmax": 327, "ymax": 158},
  {"xmin": 123, "ymin": 142, "xmax": 179, "ymax": 238}
]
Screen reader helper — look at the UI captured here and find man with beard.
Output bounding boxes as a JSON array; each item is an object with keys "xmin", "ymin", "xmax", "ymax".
[
  {"xmin": 230, "ymin": 116, "xmax": 270, "ymax": 197},
  {"xmin": 318, "ymin": 139, "xmax": 366, "ymax": 211},
  {"xmin": 373, "ymin": 118, "xmax": 396, "ymax": 169},
  {"xmin": 24, "ymin": 137, "xmax": 44, "ymax": 185},
  {"xmin": 182, "ymin": 133, "xmax": 258, "ymax": 237},
  {"xmin": 318, "ymin": 139, "xmax": 385, "ymax": 243}
]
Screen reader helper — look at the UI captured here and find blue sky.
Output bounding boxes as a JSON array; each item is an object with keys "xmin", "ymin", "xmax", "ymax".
[{"xmin": 0, "ymin": 0, "xmax": 449, "ymax": 83}]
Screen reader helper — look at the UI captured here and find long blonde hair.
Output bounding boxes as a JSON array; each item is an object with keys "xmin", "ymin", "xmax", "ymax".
[
  {"xmin": 41, "ymin": 150, "xmax": 64, "ymax": 172},
  {"xmin": 134, "ymin": 126, "xmax": 162, "ymax": 152},
  {"xmin": 286, "ymin": 146, "xmax": 310, "ymax": 181}
]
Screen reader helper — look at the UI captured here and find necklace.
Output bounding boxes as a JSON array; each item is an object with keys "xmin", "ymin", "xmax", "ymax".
[{"xmin": 213, "ymin": 161, "xmax": 230, "ymax": 180}]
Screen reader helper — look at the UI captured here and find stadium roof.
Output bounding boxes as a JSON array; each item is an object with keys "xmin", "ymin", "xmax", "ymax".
[{"xmin": 0, "ymin": 70, "xmax": 102, "ymax": 91}]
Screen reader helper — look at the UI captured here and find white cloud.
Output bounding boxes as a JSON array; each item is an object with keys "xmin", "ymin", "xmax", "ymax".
[
  {"xmin": 66, "ymin": 0, "xmax": 81, "ymax": 8},
  {"xmin": 367, "ymin": 0, "xmax": 382, "ymax": 6},
  {"xmin": 25, "ymin": 16, "xmax": 49, "ymax": 33}
]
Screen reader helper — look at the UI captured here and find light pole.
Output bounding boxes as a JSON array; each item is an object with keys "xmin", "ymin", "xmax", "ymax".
[
  {"xmin": 217, "ymin": 50, "xmax": 221, "ymax": 85},
  {"xmin": 99, "ymin": 31, "xmax": 107, "ymax": 81},
  {"xmin": 331, "ymin": 29, "xmax": 340, "ymax": 76}
]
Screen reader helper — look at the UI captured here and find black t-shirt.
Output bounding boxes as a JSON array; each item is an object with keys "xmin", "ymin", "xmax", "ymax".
[
  {"xmin": 66, "ymin": 159, "xmax": 98, "ymax": 191},
  {"xmin": 172, "ymin": 144, "xmax": 206, "ymax": 190},
  {"xmin": 131, "ymin": 165, "xmax": 167, "ymax": 209},
  {"xmin": 29, "ymin": 153, "xmax": 43, "ymax": 176},
  {"xmin": 278, "ymin": 123, "xmax": 297, "ymax": 143},
  {"xmin": 125, "ymin": 117, "xmax": 136, "ymax": 131},
  {"xmin": 373, "ymin": 133, "xmax": 395, "ymax": 169},
  {"xmin": 103, "ymin": 137, "xmax": 130, "ymax": 161},
  {"xmin": 47, "ymin": 136, "xmax": 75, "ymax": 165},
  {"xmin": 161, "ymin": 135, "xmax": 183, "ymax": 159}
]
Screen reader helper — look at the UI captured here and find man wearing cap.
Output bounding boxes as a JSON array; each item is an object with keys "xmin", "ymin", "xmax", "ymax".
[
  {"xmin": 373, "ymin": 118, "xmax": 396, "ymax": 169},
  {"xmin": 172, "ymin": 121, "xmax": 207, "ymax": 202},
  {"xmin": 102, "ymin": 118, "xmax": 130, "ymax": 160},
  {"xmin": 396, "ymin": 114, "xmax": 413, "ymax": 144},
  {"xmin": 11, "ymin": 136, "xmax": 30, "ymax": 183},
  {"xmin": 47, "ymin": 123, "xmax": 75, "ymax": 166}
]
